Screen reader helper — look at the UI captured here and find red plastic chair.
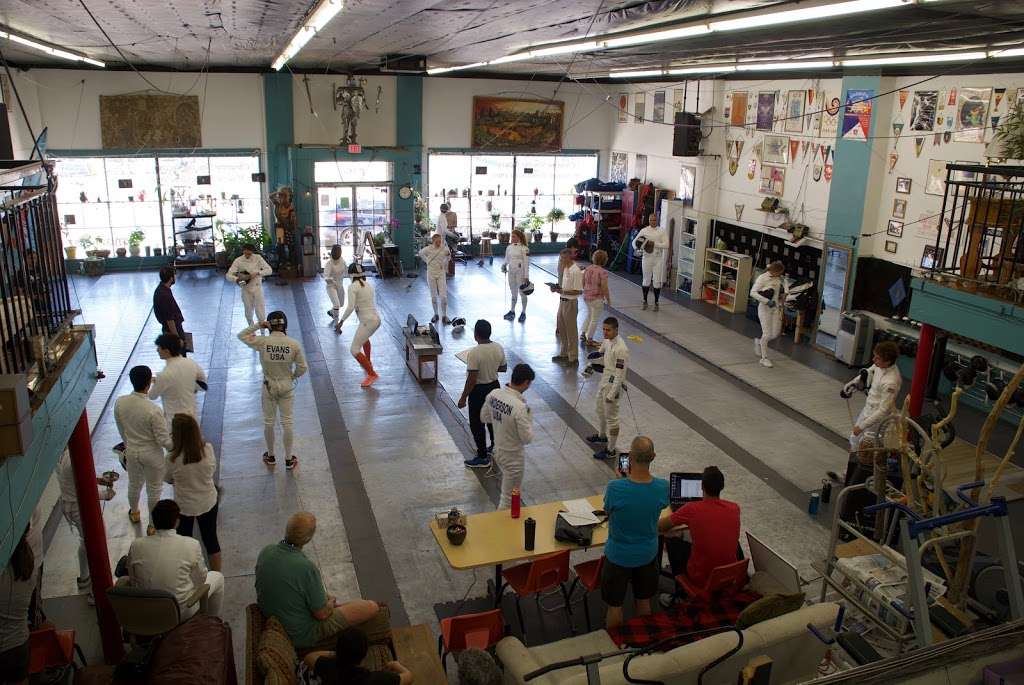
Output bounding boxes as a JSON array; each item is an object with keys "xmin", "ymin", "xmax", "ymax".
[
  {"xmin": 500, "ymin": 550, "xmax": 573, "ymax": 637},
  {"xmin": 569, "ymin": 556, "xmax": 605, "ymax": 631},
  {"xmin": 436, "ymin": 608, "xmax": 505, "ymax": 672},
  {"xmin": 28, "ymin": 627, "xmax": 85, "ymax": 675},
  {"xmin": 675, "ymin": 558, "xmax": 749, "ymax": 603}
]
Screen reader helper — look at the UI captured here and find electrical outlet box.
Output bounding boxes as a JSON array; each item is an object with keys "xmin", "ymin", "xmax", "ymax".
[{"xmin": 0, "ymin": 375, "xmax": 32, "ymax": 457}]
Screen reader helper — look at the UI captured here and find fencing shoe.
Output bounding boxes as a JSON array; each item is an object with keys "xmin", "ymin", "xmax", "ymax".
[
  {"xmin": 518, "ymin": 311, "xmax": 526, "ymax": 322},
  {"xmin": 262, "ymin": 452, "xmax": 276, "ymax": 466},
  {"xmin": 593, "ymin": 449, "xmax": 614, "ymax": 460},
  {"xmin": 285, "ymin": 456, "xmax": 298, "ymax": 470},
  {"xmin": 361, "ymin": 372, "xmax": 380, "ymax": 388},
  {"xmin": 464, "ymin": 457, "xmax": 491, "ymax": 469},
  {"xmin": 503, "ymin": 310, "xmax": 515, "ymax": 321},
  {"xmin": 587, "ymin": 434, "xmax": 608, "ymax": 444},
  {"xmin": 759, "ymin": 358, "xmax": 774, "ymax": 368},
  {"xmin": 431, "ymin": 315, "xmax": 439, "ymax": 323}
]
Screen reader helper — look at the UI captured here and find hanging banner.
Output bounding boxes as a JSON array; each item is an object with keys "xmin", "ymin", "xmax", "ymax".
[
  {"xmin": 888, "ymin": 152, "xmax": 898, "ymax": 174},
  {"xmin": 995, "ymin": 87, "xmax": 1006, "ymax": 110},
  {"xmin": 842, "ymin": 89, "xmax": 874, "ymax": 141},
  {"xmin": 991, "ymin": 114, "xmax": 1001, "ymax": 131},
  {"xmin": 915, "ymin": 137, "xmax": 925, "ymax": 157},
  {"xmin": 821, "ymin": 93, "xmax": 841, "ymax": 139},
  {"xmin": 735, "ymin": 204, "xmax": 744, "ymax": 221},
  {"xmin": 790, "ymin": 138, "xmax": 800, "ymax": 161},
  {"xmin": 747, "ymin": 159, "xmax": 757, "ymax": 180},
  {"xmin": 948, "ymin": 88, "xmax": 957, "ymax": 106},
  {"xmin": 892, "ymin": 119, "xmax": 904, "ymax": 148},
  {"xmin": 899, "ymin": 90, "xmax": 909, "ymax": 110},
  {"xmin": 933, "ymin": 132, "xmax": 942, "ymax": 145}
]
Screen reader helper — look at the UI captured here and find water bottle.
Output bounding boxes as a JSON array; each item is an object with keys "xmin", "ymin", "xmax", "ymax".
[
  {"xmin": 511, "ymin": 488, "xmax": 521, "ymax": 519},
  {"xmin": 524, "ymin": 517, "xmax": 536, "ymax": 551},
  {"xmin": 821, "ymin": 480, "xmax": 832, "ymax": 504},
  {"xmin": 808, "ymin": 492, "xmax": 820, "ymax": 515}
]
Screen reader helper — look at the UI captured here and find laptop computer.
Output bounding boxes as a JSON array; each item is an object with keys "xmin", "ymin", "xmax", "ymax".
[
  {"xmin": 669, "ymin": 472, "xmax": 703, "ymax": 510},
  {"xmin": 746, "ymin": 531, "xmax": 802, "ymax": 594}
]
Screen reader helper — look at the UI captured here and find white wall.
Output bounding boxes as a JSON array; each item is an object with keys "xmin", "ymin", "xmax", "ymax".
[
  {"xmin": 292, "ymin": 74, "xmax": 397, "ymax": 147},
  {"xmin": 6, "ymin": 69, "xmax": 265, "ymax": 152},
  {"xmin": 860, "ymin": 73, "xmax": 1024, "ymax": 268}
]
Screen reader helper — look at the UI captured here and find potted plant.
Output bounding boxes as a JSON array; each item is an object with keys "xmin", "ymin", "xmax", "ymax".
[
  {"xmin": 92, "ymin": 236, "xmax": 111, "ymax": 259},
  {"xmin": 993, "ymin": 102, "xmax": 1024, "ymax": 160},
  {"xmin": 79, "ymin": 235, "xmax": 95, "ymax": 257},
  {"xmin": 546, "ymin": 208, "xmax": 565, "ymax": 242},
  {"xmin": 128, "ymin": 229, "xmax": 145, "ymax": 257},
  {"xmin": 63, "ymin": 228, "xmax": 77, "ymax": 259}
]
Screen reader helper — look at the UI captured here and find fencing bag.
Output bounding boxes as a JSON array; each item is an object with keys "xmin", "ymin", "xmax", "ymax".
[{"xmin": 554, "ymin": 513, "xmax": 596, "ymax": 546}]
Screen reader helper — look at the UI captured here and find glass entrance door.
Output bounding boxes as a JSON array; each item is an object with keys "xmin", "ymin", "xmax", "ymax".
[{"xmin": 316, "ymin": 184, "xmax": 390, "ymax": 264}]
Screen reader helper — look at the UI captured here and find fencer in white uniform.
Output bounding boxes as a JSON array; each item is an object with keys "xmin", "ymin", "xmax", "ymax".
[
  {"xmin": 324, "ymin": 245, "xmax": 348, "ymax": 326},
  {"xmin": 115, "ymin": 365, "xmax": 173, "ymax": 524},
  {"xmin": 844, "ymin": 342, "xmax": 902, "ymax": 456},
  {"xmin": 238, "ymin": 311, "xmax": 308, "ymax": 470},
  {"xmin": 149, "ymin": 333, "xmax": 207, "ymax": 424},
  {"xmin": 480, "ymin": 363, "xmax": 536, "ymax": 510},
  {"xmin": 503, "ymin": 229, "xmax": 531, "ymax": 322},
  {"xmin": 227, "ymin": 244, "xmax": 273, "ymax": 326},
  {"xmin": 418, "ymin": 233, "xmax": 451, "ymax": 324},
  {"xmin": 57, "ymin": 449, "xmax": 115, "ymax": 595},
  {"xmin": 750, "ymin": 261, "xmax": 788, "ymax": 368},
  {"xmin": 586, "ymin": 317, "xmax": 630, "ymax": 459},
  {"xmin": 633, "ymin": 215, "xmax": 669, "ymax": 310},
  {"xmin": 338, "ymin": 263, "xmax": 382, "ymax": 388}
]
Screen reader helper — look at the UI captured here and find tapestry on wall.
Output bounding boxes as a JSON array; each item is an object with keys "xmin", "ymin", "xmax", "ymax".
[
  {"xmin": 842, "ymin": 89, "xmax": 874, "ymax": 141},
  {"xmin": 471, "ymin": 96, "xmax": 564, "ymax": 151},
  {"xmin": 99, "ymin": 94, "xmax": 201, "ymax": 149},
  {"xmin": 953, "ymin": 87, "xmax": 991, "ymax": 144},
  {"xmin": 609, "ymin": 152, "xmax": 628, "ymax": 184},
  {"xmin": 820, "ymin": 92, "xmax": 841, "ymax": 140}
]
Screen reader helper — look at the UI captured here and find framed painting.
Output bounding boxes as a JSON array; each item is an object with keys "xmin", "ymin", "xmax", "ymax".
[
  {"xmin": 731, "ymin": 92, "xmax": 749, "ymax": 127},
  {"xmin": 653, "ymin": 90, "xmax": 666, "ymax": 123},
  {"xmin": 617, "ymin": 93, "xmax": 628, "ymax": 123},
  {"xmin": 925, "ymin": 159, "xmax": 948, "ymax": 196},
  {"xmin": 471, "ymin": 96, "xmax": 564, "ymax": 150},
  {"xmin": 756, "ymin": 92, "xmax": 776, "ymax": 131},
  {"xmin": 887, "ymin": 220, "xmax": 904, "ymax": 237},
  {"xmin": 884, "ymin": 240, "xmax": 898, "ymax": 254},
  {"xmin": 784, "ymin": 90, "xmax": 805, "ymax": 133},
  {"xmin": 893, "ymin": 198, "xmax": 907, "ymax": 219},
  {"xmin": 910, "ymin": 90, "xmax": 938, "ymax": 132},
  {"xmin": 672, "ymin": 89, "xmax": 684, "ymax": 115},
  {"xmin": 763, "ymin": 135, "xmax": 789, "ymax": 164},
  {"xmin": 634, "ymin": 93, "xmax": 645, "ymax": 123},
  {"xmin": 896, "ymin": 177, "xmax": 912, "ymax": 194},
  {"xmin": 758, "ymin": 164, "xmax": 785, "ymax": 196}
]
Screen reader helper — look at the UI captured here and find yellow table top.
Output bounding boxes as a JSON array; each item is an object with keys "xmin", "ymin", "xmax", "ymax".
[{"xmin": 430, "ymin": 495, "xmax": 608, "ymax": 570}]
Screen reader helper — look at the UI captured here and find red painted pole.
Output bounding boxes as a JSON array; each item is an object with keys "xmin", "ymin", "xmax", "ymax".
[
  {"xmin": 908, "ymin": 323, "xmax": 937, "ymax": 419},
  {"xmin": 68, "ymin": 410, "xmax": 124, "ymax": 664}
]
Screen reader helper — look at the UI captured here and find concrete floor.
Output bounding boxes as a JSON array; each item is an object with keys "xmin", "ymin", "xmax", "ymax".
[{"xmin": 41, "ymin": 256, "xmax": 873, "ymax": 675}]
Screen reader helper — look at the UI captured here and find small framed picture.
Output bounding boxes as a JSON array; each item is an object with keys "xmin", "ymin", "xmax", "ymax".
[
  {"xmin": 887, "ymin": 220, "xmax": 904, "ymax": 238},
  {"xmin": 884, "ymin": 240, "xmax": 898, "ymax": 254},
  {"xmin": 763, "ymin": 135, "xmax": 789, "ymax": 164},
  {"xmin": 896, "ymin": 177, "xmax": 912, "ymax": 194},
  {"xmin": 892, "ymin": 198, "xmax": 907, "ymax": 219},
  {"xmin": 921, "ymin": 244, "xmax": 945, "ymax": 269},
  {"xmin": 758, "ymin": 164, "xmax": 786, "ymax": 196}
]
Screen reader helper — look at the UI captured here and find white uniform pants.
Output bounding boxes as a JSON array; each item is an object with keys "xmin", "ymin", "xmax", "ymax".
[
  {"xmin": 583, "ymin": 298, "xmax": 603, "ymax": 339},
  {"xmin": 509, "ymin": 270, "xmax": 527, "ymax": 311},
  {"xmin": 262, "ymin": 383, "xmax": 295, "ymax": 457},
  {"xmin": 493, "ymin": 448, "xmax": 525, "ymax": 511},
  {"xmin": 180, "ymin": 571, "xmax": 225, "ymax": 620},
  {"xmin": 351, "ymin": 315, "xmax": 381, "ymax": 357},
  {"xmin": 641, "ymin": 254, "xmax": 665, "ymax": 288},
  {"xmin": 126, "ymin": 448, "xmax": 166, "ymax": 515},
  {"xmin": 326, "ymin": 282, "xmax": 344, "ymax": 318},
  {"xmin": 241, "ymin": 286, "xmax": 267, "ymax": 326},
  {"xmin": 848, "ymin": 407, "xmax": 882, "ymax": 453},
  {"xmin": 596, "ymin": 385, "xmax": 621, "ymax": 451},
  {"xmin": 61, "ymin": 501, "xmax": 89, "ymax": 583},
  {"xmin": 427, "ymin": 273, "xmax": 447, "ymax": 318},
  {"xmin": 757, "ymin": 303, "xmax": 783, "ymax": 360}
]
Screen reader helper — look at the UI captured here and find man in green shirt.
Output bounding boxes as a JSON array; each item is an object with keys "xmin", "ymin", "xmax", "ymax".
[{"xmin": 255, "ymin": 512, "xmax": 383, "ymax": 650}]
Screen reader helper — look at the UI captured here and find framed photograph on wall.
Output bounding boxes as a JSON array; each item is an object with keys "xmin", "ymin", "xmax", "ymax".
[
  {"xmin": 896, "ymin": 177, "xmax": 912, "ymax": 194},
  {"xmin": 884, "ymin": 240, "xmax": 898, "ymax": 254},
  {"xmin": 784, "ymin": 90, "xmax": 805, "ymax": 133},
  {"xmin": 617, "ymin": 93, "xmax": 628, "ymax": 123},
  {"xmin": 925, "ymin": 159, "xmax": 948, "ymax": 196},
  {"xmin": 887, "ymin": 220, "xmax": 904, "ymax": 237},
  {"xmin": 893, "ymin": 198, "xmax": 907, "ymax": 219},
  {"xmin": 762, "ymin": 135, "xmax": 789, "ymax": 164},
  {"xmin": 921, "ymin": 244, "xmax": 945, "ymax": 269},
  {"xmin": 756, "ymin": 92, "xmax": 777, "ymax": 131},
  {"xmin": 653, "ymin": 90, "xmax": 666, "ymax": 123},
  {"xmin": 758, "ymin": 164, "xmax": 785, "ymax": 196},
  {"xmin": 634, "ymin": 93, "xmax": 645, "ymax": 123}
]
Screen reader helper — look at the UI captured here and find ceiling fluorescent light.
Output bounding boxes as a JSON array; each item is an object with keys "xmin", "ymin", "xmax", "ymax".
[
  {"xmin": 426, "ymin": 62, "xmax": 487, "ymax": 75},
  {"xmin": 711, "ymin": 0, "xmax": 908, "ymax": 32},
  {"xmin": 3, "ymin": 29, "xmax": 105, "ymax": 67},
  {"xmin": 272, "ymin": 0, "xmax": 345, "ymax": 71},
  {"xmin": 529, "ymin": 41, "xmax": 599, "ymax": 58},
  {"xmin": 667, "ymin": 65, "xmax": 737, "ymax": 74},
  {"xmin": 989, "ymin": 47, "xmax": 1024, "ymax": 59},
  {"xmin": 608, "ymin": 69, "xmax": 665, "ymax": 78},
  {"xmin": 604, "ymin": 24, "xmax": 710, "ymax": 49},
  {"xmin": 489, "ymin": 54, "xmax": 532, "ymax": 65},
  {"xmin": 735, "ymin": 60, "xmax": 834, "ymax": 70},
  {"xmin": 842, "ymin": 51, "xmax": 985, "ymax": 66}
]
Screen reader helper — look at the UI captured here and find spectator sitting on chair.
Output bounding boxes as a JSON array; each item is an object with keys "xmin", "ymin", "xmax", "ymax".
[
  {"xmin": 456, "ymin": 647, "xmax": 503, "ymax": 685},
  {"xmin": 126, "ymin": 499, "xmax": 225, "ymax": 619},
  {"xmin": 658, "ymin": 466, "xmax": 741, "ymax": 591},
  {"xmin": 302, "ymin": 626, "xmax": 413, "ymax": 685},
  {"xmin": 601, "ymin": 436, "xmax": 669, "ymax": 629},
  {"xmin": 256, "ymin": 512, "xmax": 382, "ymax": 651}
]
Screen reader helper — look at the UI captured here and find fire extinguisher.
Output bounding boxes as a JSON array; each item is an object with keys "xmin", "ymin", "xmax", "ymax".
[{"xmin": 302, "ymin": 230, "xmax": 315, "ymax": 256}]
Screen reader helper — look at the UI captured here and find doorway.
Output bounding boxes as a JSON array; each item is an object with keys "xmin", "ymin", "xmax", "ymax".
[{"xmin": 316, "ymin": 184, "xmax": 390, "ymax": 264}]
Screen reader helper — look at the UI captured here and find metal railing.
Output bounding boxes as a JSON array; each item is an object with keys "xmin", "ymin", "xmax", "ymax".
[
  {"xmin": 0, "ymin": 161, "xmax": 75, "ymax": 376},
  {"xmin": 927, "ymin": 163, "xmax": 1024, "ymax": 303}
]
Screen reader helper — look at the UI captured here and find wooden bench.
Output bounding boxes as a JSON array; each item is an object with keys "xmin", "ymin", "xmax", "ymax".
[{"xmin": 393, "ymin": 624, "xmax": 446, "ymax": 685}]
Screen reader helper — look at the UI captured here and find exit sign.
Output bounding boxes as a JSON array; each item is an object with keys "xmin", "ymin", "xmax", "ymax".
[{"xmin": 347, "ymin": 144, "xmax": 362, "ymax": 154}]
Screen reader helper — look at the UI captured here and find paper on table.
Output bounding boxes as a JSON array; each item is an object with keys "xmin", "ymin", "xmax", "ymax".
[
  {"xmin": 455, "ymin": 349, "xmax": 471, "ymax": 365},
  {"xmin": 561, "ymin": 498, "xmax": 600, "ymax": 525}
]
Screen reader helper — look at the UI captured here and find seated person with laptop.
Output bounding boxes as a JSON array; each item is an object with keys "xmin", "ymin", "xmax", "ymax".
[{"xmin": 658, "ymin": 466, "xmax": 741, "ymax": 589}]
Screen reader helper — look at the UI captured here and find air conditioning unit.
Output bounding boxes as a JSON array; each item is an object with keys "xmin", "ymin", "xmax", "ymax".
[
  {"xmin": 835, "ymin": 311, "xmax": 875, "ymax": 367},
  {"xmin": 380, "ymin": 54, "xmax": 427, "ymax": 74}
]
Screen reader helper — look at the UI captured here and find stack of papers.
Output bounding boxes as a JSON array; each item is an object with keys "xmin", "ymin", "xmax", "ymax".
[{"xmin": 560, "ymin": 499, "xmax": 600, "ymax": 526}]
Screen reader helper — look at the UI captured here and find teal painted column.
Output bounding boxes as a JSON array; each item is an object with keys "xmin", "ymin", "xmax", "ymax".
[
  {"xmin": 394, "ymin": 75, "xmax": 423, "ymax": 270},
  {"xmin": 824, "ymin": 74, "xmax": 881, "ymax": 306},
  {"xmin": 263, "ymin": 73, "xmax": 294, "ymax": 248}
]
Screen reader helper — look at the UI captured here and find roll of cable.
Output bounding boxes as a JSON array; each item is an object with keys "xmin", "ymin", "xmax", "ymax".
[
  {"xmin": 971, "ymin": 355, "xmax": 989, "ymax": 372},
  {"xmin": 986, "ymin": 379, "xmax": 1006, "ymax": 402}
]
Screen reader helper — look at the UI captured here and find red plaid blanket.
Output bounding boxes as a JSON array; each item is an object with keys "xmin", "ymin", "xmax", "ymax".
[{"xmin": 607, "ymin": 591, "xmax": 761, "ymax": 648}]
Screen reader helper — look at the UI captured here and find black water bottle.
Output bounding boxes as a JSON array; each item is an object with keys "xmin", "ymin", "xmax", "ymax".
[
  {"xmin": 524, "ymin": 517, "xmax": 536, "ymax": 551},
  {"xmin": 821, "ymin": 479, "xmax": 832, "ymax": 504}
]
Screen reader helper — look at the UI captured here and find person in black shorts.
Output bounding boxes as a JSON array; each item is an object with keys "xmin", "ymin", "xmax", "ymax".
[{"xmin": 303, "ymin": 626, "xmax": 413, "ymax": 685}]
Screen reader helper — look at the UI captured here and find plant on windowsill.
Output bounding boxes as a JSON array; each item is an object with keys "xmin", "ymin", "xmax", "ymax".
[
  {"xmin": 79, "ymin": 235, "xmax": 95, "ymax": 258},
  {"xmin": 116, "ymin": 246, "xmax": 127, "ymax": 257},
  {"xmin": 546, "ymin": 208, "xmax": 565, "ymax": 242},
  {"xmin": 485, "ymin": 211, "xmax": 501, "ymax": 240},
  {"xmin": 128, "ymin": 229, "xmax": 145, "ymax": 257},
  {"xmin": 92, "ymin": 236, "xmax": 111, "ymax": 259},
  {"xmin": 63, "ymin": 228, "xmax": 77, "ymax": 259}
]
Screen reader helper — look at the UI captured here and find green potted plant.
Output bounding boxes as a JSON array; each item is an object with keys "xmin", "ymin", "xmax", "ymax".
[
  {"xmin": 546, "ymin": 208, "xmax": 566, "ymax": 242},
  {"xmin": 63, "ymin": 228, "xmax": 77, "ymax": 259},
  {"xmin": 992, "ymin": 103, "xmax": 1024, "ymax": 160},
  {"xmin": 93, "ymin": 236, "xmax": 110, "ymax": 259},
  {"xmin": 486, "ymin": 212, "xmax": 501, "ymax": 239},
  {"xmin": 78, "ymin": 235, "xmax": 95, "ymax": 257},
  {"xmin": 128, "ymin": 229, "xmax": 145, "ymax": 257}
]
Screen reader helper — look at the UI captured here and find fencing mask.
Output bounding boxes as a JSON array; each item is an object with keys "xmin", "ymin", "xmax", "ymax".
[{"xmin": 519, "ymin": 281, "xmax": 535, "ymax": 296}]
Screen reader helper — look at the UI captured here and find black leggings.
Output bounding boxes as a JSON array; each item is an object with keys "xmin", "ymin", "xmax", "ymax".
[
  {"xmin": 178, "ymin": 503, "xmax": 220, "ymax": 555},
  {"xmin": 469, "ymin": 381, "xmax": 499, "ymax": 458}
]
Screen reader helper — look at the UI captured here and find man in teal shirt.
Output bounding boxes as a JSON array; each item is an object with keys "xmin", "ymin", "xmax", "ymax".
[
  {"xmin": 601, "ymin": 436, "xmax": 669, "ymax": 629},
  {"xmin": 255, "ymin": 512, "xmax": 382, "ymax": 650}
]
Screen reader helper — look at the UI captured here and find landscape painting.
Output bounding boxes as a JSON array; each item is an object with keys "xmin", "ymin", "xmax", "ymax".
[{"xmin": 471, "ymin": 96, "xmax": 564, "ymax": 150}]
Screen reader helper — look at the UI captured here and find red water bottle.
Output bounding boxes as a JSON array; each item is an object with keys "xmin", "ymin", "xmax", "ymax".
[{"xmin": 511, "ymin": 488, "xmax": 521, "ymax": 519}]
